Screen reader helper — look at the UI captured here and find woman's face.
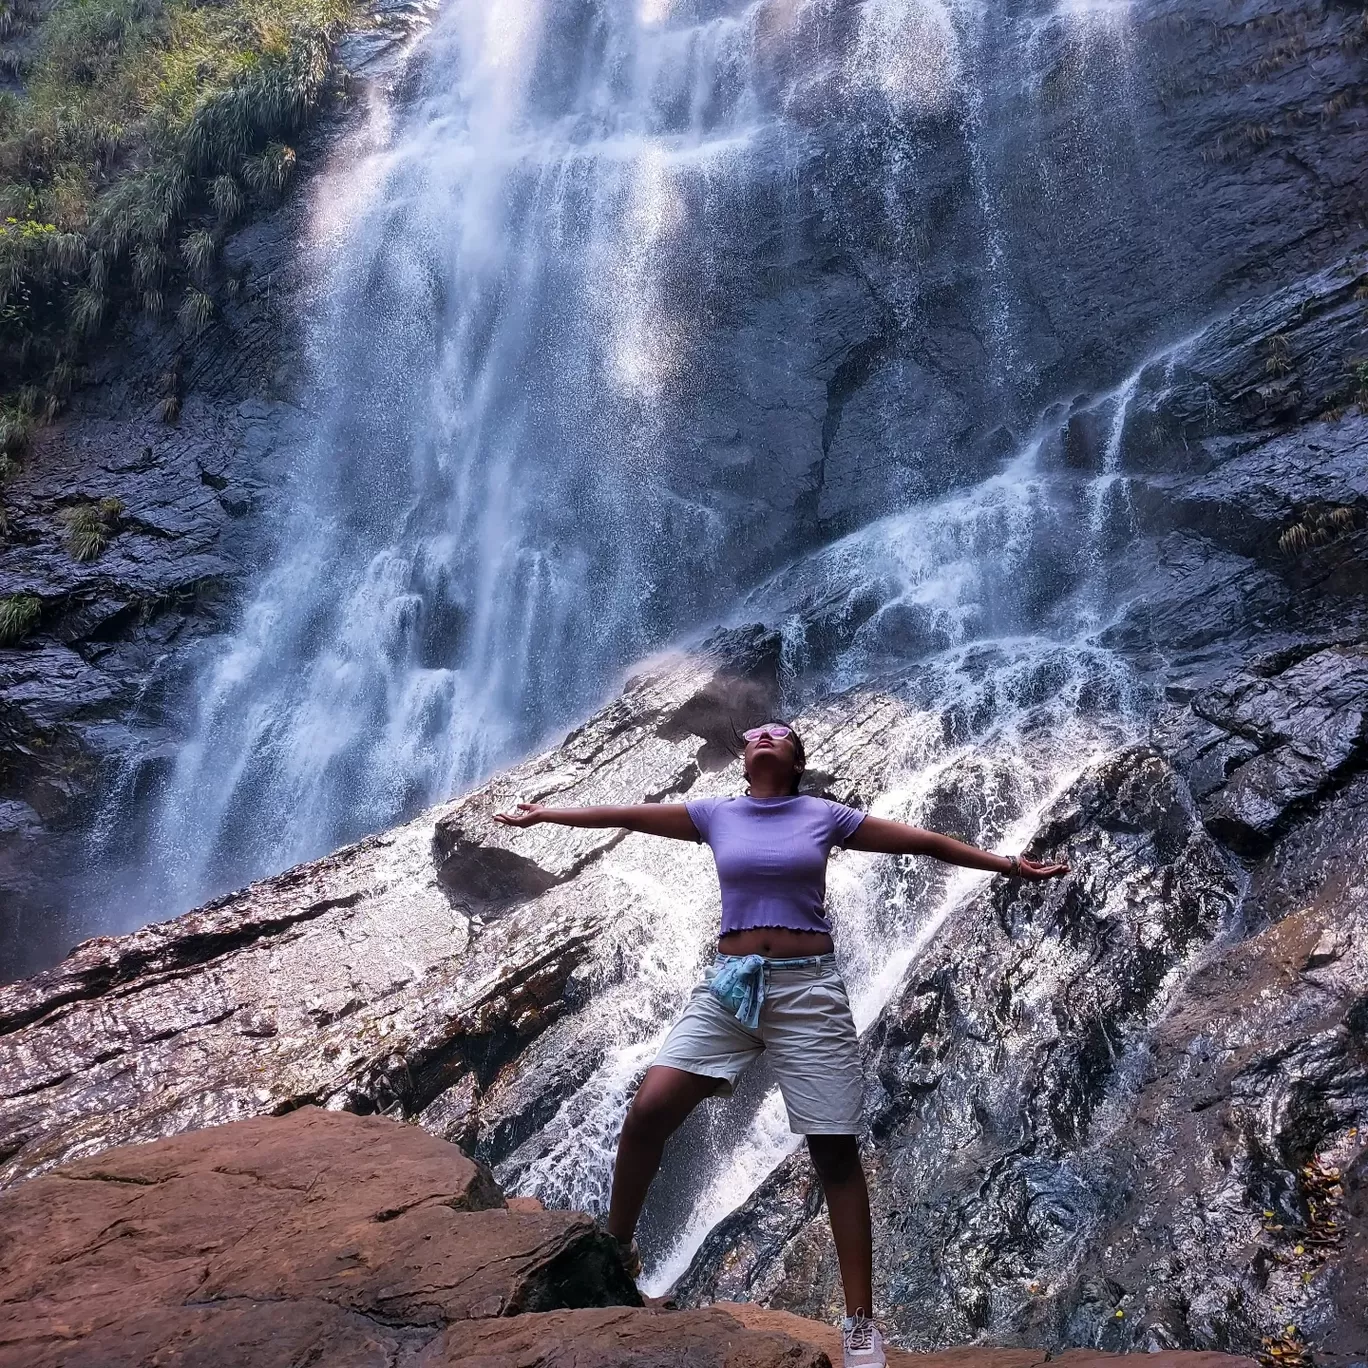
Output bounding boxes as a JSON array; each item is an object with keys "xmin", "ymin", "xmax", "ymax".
[{"xmin": 743, "ymin": 724, "xmax": 800, "ymax": 781}]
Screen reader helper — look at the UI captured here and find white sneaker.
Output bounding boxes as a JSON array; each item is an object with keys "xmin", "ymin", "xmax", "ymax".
[{"xmin": 841, "ymin": 1314, "xmax": 887, "ymax": 1368}]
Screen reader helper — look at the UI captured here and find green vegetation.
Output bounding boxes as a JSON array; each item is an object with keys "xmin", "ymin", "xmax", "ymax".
[
  {"xmin": 1349, "ymin": 360, "xmax": 1368, "ymax": 408},
  {"xmin": 1278, "ymin": 504, "xmax": 1357, "ymax": 557},
  {"xmin": 57, "ymin": 495, "xmax": 123, "ymax": 558},
  {"xmin": 1264, "ymin": 333, "xmax": 1291, "ymax": 377},
  {"xmin": 0, "ymin": 0, "xmax": 355, "ymax": 429},
  {"xmin": 0, "ymin": 592, "xmax": 42, "ymax": 642}
]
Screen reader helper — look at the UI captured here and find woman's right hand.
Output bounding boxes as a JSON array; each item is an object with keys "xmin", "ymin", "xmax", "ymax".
[{"xmin": 493, "ymin": 802, "xmax": 546, "ymax": 828}]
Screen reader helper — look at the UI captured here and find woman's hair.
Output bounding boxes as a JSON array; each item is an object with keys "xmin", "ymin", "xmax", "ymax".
[{"xmin": 740, "ymin": 720, "xmax": 806, "ymax": 795}]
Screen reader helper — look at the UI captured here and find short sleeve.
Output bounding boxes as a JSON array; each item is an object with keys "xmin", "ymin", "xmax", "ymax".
[
  {"xmin": 685, "ymin": 796, "xmax": 724, "ymax": 843},
  {"xmin": 825, "ymin": 799, "xmax": 866, "ymax": 847}
]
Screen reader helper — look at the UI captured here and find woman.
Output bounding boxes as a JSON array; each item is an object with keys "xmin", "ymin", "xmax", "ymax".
[{"xmin": 495, "ymin": 721, "xmax": 1068, "ymax": 1368}]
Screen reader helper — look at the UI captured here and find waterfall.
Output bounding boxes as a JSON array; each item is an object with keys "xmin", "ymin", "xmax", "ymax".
[
  {"xmin": 83, "ymin": 0, "xmax": 1173, "ymax": 1288},
  {"xmin": 81, "ymin": 0, "xmax": 1159, "ymax": 921},
  {"xmin": 127, "ymin": 0, "xmax": 794, "ymax": 907}
]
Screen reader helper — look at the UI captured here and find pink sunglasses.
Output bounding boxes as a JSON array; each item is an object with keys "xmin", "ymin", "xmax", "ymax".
[{"xmin": 742, "ymin": 725, "xmax": 792, "ymax": 741}]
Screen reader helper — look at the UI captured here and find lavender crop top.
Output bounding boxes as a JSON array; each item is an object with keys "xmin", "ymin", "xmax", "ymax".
[{"xmin": 685, "ymin": 795, "xmax": 867, "ymax": 936}]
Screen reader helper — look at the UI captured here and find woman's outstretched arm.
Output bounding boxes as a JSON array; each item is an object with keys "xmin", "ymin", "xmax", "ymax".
[
  {"xmin": 493, "ymin": 802, "xmax": 700, "ymax": 841},
  {"xmin": 845, "ymin": 815, "xmax": 1069, "ymax": 880}
]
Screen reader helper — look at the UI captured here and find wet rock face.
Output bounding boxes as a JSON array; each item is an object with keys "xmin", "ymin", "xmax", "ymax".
[
  {"xmin": 674, "ymin": 746, "xmax": 1240, "ymax": 1320},
  {"xmin": 0, "ymin": 0, "xmax": 432, "ymax": 982},
  {"xmin": 1059, "ymin": 251, "xmax": 1368, "ymax": 677},
  {"xmin": 674, "ymin": 648, "xmax": 1368, "ymax": 1366},
  {"xmin": 0, "ymin": 622, "xmax": 1364, "ymax": 1360},
  {"xmin": 1161, "ymin": 645, "xmax": 1368, "ymax": 855},
  {"xmin": 0, "ymin": 632, "xmax": 781, "ymax": 1189},
  {"xmin": 0, "ymin": 196, "xmax": 315, "ymax": 983}
]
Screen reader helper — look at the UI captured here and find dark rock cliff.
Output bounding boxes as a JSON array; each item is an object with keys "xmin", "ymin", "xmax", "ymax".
[
  {"xmin": 4, "ymin": 0, "xmax": 1367, "ymax": 982},
  {"xmin": 0, "ymin": 0, "xmax": 1367, "ymax": 1362},
  {"xmin": 666, "ymin": 256, "xmax": 1368, "ymax": 1362}
]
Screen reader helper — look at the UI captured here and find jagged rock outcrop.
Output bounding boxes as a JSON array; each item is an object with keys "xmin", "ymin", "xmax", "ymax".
[
  {"xmin": 0, "ymin": 630, "xmax": 786, "ymax": 1188},
  {"xmin": 674, "ymin": 646, "xmax": 1368, "ymax": 1366}
]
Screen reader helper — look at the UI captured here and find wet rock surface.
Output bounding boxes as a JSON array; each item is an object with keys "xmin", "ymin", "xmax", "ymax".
[
  {"xmin": 1161, "ymin": 645, "xmax": 1368, "ymax": 855},
  {"xmin": 0, "ymin": 624, "xmax": 1364, "ymax": 1364},
  {"xmin": 674, "ymin": 648, "xmax": 1368, "ymax": 1366},
  {"xmin": 674, "ymin": 746, "xmax": 1241, "ymax": 1320},
  {"xmin": 0, "ymin": 632, "xmax": 782, "ymax": 1189},
  {"xmin": 0, "ymin": 176, "xmax": 313, "ymax": 981},
  {"xmin": 1, "ymin": 0, "xmax": 1368, "ymax": 1362}
]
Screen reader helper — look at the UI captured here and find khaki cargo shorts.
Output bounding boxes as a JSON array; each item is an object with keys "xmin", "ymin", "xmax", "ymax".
[{"xmin": 651, "ymin": 956, "xmax": 864, "ymax": 1135}]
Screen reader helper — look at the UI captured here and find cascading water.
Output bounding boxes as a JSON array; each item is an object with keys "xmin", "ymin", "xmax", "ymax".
[
  {"xmin": 115, "ymin": 0, "xmax": 804, "ymax": 909},
  {"xmin": 88, "ymin": 0, "xmax": 1161, "ymax": 923},
  {"xmin": 89, "ymin": 0, "xmax": 1174, "ymax": 1296},
  {"xmin": 489, "ymin": 380, "xmax": 1154, "ymax": 1283}
]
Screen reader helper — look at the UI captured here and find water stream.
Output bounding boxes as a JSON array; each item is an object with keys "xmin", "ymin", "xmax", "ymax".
[
  {"xmin": 91, "ymin": 0, "xmax": 1173, "ymax": 1291},
  {"xmin": 93, "ymin": 0, "xmax": 1150, "ymax": 920}
]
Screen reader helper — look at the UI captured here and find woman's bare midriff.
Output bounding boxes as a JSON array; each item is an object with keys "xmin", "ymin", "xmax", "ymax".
[{"xmin": 717, "ymin": 926, "xmax": 835, "ymax": 958}]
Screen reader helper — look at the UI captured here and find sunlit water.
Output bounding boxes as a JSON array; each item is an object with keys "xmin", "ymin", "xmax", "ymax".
[
  {"xmin": 86, "ymin": 0, "xmax": 1172, "ymax": 1293},
  {"xmin": 86, "ymin": 0, "xmax": 1146, "ymax": 918}
]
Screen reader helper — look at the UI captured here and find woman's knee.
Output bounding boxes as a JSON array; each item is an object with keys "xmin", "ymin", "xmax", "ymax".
[
  {"xmin": 807, "ymin": 1133, "xmax": 862, "ymax": 1185},
  {"xmin": 622, "ymin": 1085, "xmax": 688, "ymax": 1146},
  {"xmin": 622, "ymin": 1067, "xmax": 720, "ymax": 1145}
]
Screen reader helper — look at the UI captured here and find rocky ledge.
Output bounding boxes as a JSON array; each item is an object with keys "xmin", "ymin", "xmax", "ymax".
[
  {"xmin": 0, "ymin": 1105, "xmax": 1257, "ymax": 1368},
  {"xmin": 675, "ymin": 645, "xmax": 1368, "ymax": 1365},
  {"xmin": 0, "ymin": 628, "xmax": 1365, "ymax": 1366}
]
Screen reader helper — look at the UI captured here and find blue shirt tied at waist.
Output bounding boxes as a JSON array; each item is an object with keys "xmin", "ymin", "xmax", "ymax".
[{"xmin": 707, "ymin": 952, "xmax": 836, "ymax": 1030}]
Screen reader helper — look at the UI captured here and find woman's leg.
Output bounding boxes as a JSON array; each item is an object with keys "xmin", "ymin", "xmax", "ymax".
[
  {"xmin": 607, "ymin": 1065, "xmax": 724, "ymax": 1242},
  {"xmin": 807, "ymin": 1134, "xmax": 873, "ymax": 1317}
]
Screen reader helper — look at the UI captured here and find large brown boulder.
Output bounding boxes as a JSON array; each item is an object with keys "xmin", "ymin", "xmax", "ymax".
[
  {"xmin": 425, "ymin": 1305, "xmax": 834, "ymax": 1367},
  {"xmin": 425, "ymin": 1303, "xmax": 1259, "ymax": 1367},
  {"xmin": 0, "ymin": 1106, "xmax": 641, "ymax": 1367}
]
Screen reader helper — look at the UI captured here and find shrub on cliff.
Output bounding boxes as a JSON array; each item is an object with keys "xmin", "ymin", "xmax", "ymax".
[
  {"xmin": 57, "ymin": 496, "xmax": 122, "ymax": 560},
  {"xmin": 0, "ymin": 593, "xmax": 41, "ymax": 643},
  {"xmin": 0, "ymin": 0, "xmax": 354, "ymax": 413}
]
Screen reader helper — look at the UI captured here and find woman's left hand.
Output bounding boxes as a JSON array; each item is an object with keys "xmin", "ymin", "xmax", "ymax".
[{"xmin": 1013, "ymin": 854, "xmax": 1070, "ymax": 880}]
